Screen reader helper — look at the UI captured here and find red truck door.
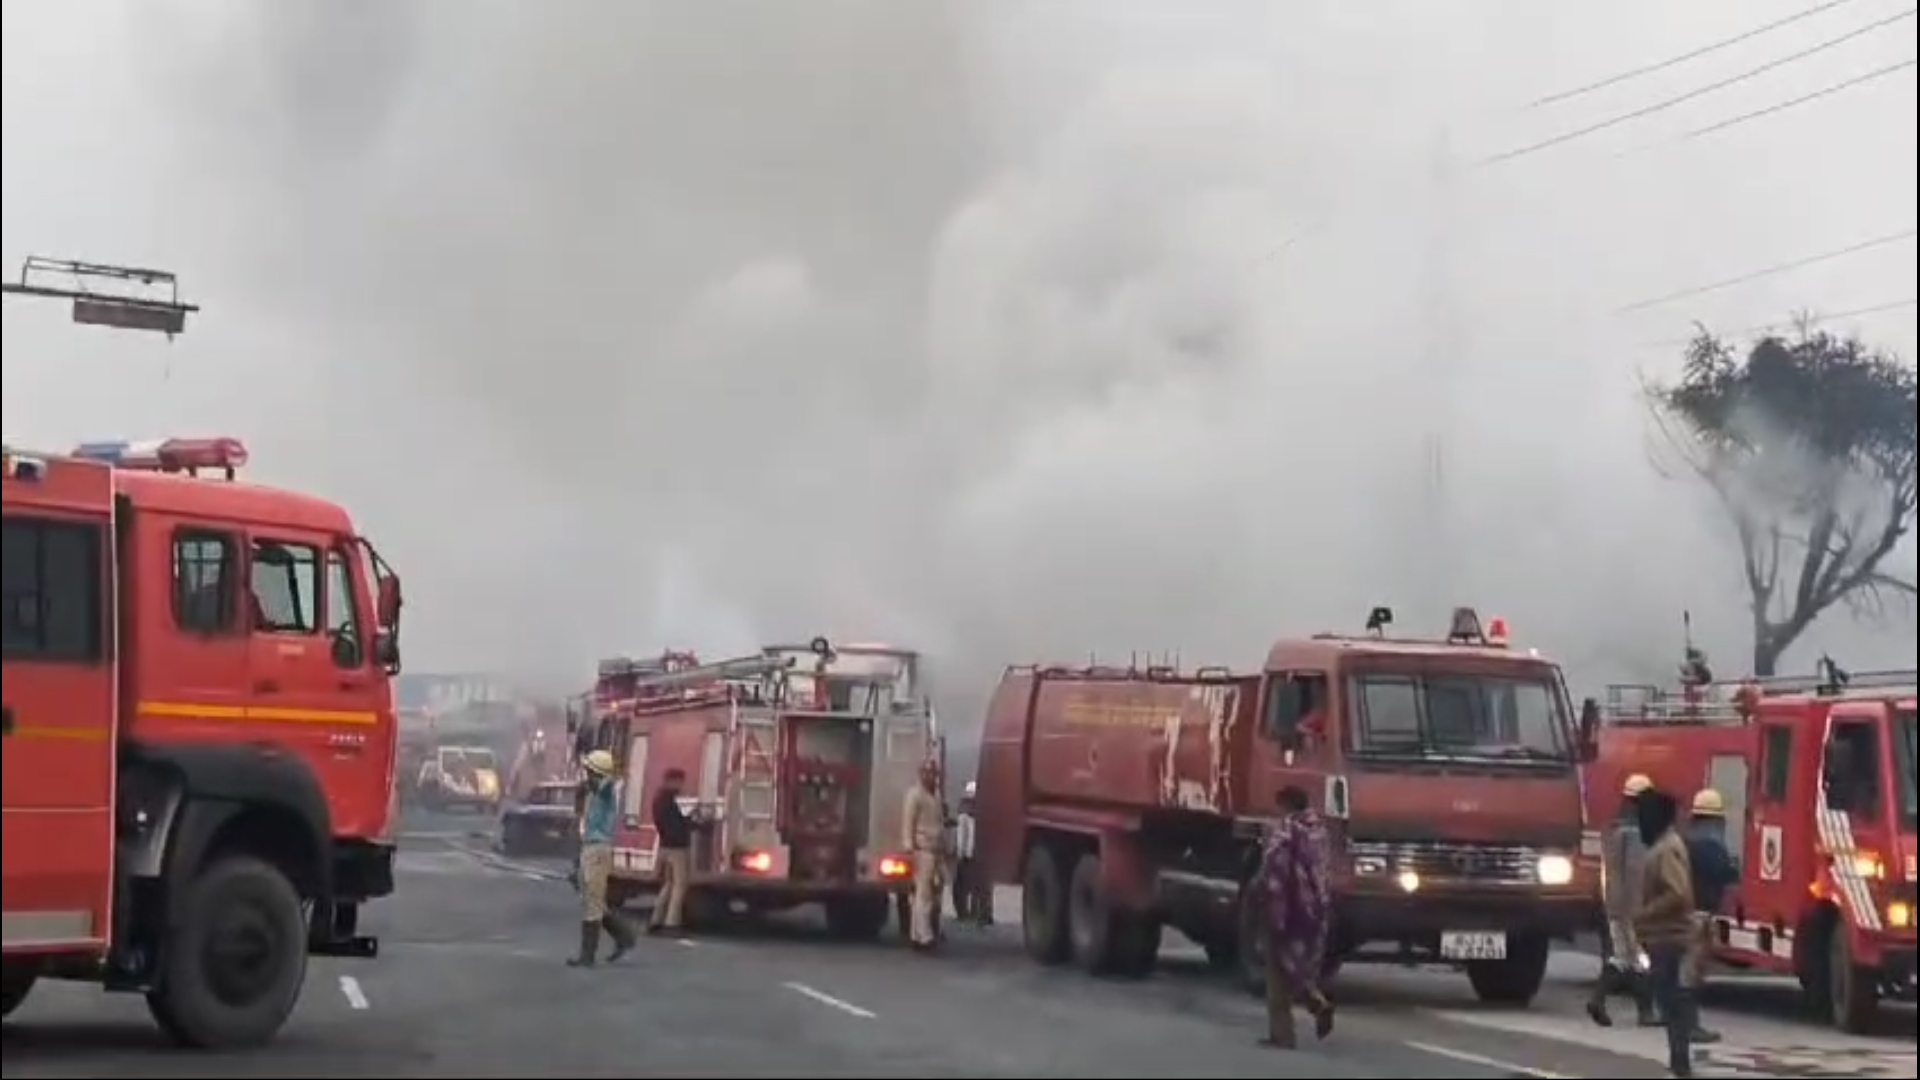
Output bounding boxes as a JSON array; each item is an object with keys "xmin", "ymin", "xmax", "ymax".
[
  {"xmin": 319, "ymin": 540, "xmax": 396, "ymax": 839},
  {"xmin": 243, "ymin": 531, "xmax": 385, "ymax": 837},
  {"xmin": 1817, "ymin": 704, "xmax": 1893, "ymax": 934},
  {"xmin": 1744, "ymin": 718, "xmax": 1802, "ymax": 933},
  {"xmin": 2, "ymin": 475, "xmax": 117, "ymax": 953}
]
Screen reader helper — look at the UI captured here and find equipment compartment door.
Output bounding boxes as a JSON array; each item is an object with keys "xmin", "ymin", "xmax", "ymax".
[
  {"xmin": 1, "ymin": 510, "xmax": 115, "ymax": 951},
  {"xmin": 869, "ymin": 716, "xmax": 931, "ymax": 862}
]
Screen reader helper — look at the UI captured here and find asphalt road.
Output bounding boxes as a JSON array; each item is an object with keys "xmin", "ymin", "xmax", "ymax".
[{"xmin": 4, "ymin": 811, "xmax": 1913, "ymax": 1078}]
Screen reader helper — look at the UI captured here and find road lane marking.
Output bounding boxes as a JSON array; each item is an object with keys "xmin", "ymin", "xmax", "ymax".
[
  {"xmin": 338, "ymin": 975, "xmax": 370, "ymax": 1010},
  {"xmin": 1405, "ymin": 1041, "xmax": 1574, "ymax": 1078},
  {"xmin": 783, "ymin": 981, "xmax": 876, "ymax": 1019},
  {"xmin": 676, "ymin": 938, "xmax": 698, "ymax": 948}
]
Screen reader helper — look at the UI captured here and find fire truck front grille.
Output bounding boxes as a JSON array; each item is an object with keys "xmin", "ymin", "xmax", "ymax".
[{"xmin": 1349, "ymin": 840, "xmax": 1542, "ymax": 884}]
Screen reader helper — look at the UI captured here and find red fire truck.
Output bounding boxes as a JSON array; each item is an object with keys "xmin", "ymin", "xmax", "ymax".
[
  {"xmin": 973, "ymin": 607, "xmax": 1599, "ymax": 1006},
  {"xmin": 2, "ymin": 437, "xmax": 404, "ymax": 1048},
  {"xmin": 583, "ymin": 639, "xmax": 933, "ymax": 939},
  {"xmin": 1587, "ymin": 662, "xmax": 1916, "ymax": 1032}
]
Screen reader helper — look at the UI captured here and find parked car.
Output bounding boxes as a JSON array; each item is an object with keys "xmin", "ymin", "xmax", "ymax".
[{"xmin": 498, "ymin": 780, "xmax": 579, "ymax": 857}]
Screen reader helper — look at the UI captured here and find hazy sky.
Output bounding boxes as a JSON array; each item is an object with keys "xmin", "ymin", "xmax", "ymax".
[{"xmin": 4, "ymin": 0, "xmax": 1915, "ymax": 708}]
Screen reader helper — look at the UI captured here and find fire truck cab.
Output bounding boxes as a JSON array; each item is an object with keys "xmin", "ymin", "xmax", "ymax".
[
  {"xmin": 2, "ymin": 437, "xmax": 403, "ymax": 1048},
  {"xmin": 1589, "ymin": 664, "xmax": 1917, "ymax": 1032},
  {"xmin": 587, "ymin": 639, "xmax": 932, "ymax": 939}
]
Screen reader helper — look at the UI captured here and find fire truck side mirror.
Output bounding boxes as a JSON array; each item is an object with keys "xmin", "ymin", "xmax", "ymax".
[
  {"xmin": 376, "ymin": 574, "xmax": 403, "ymax": 627},
  {"xmin": 1576, "ymin": 698, "xmax": 1601, "ymax": 763}
]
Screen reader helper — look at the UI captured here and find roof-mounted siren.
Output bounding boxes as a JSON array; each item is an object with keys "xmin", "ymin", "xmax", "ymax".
[
  {"xmin": 1, "ymin": 446, "xmax": 48, "ymax": 482},
  {"xmin": 1364, "ymin": 606, "xmax": 1394, "ymax": 637},
  {"xmin": 1446, "ymin": 606, "xmax": 1496, "ymax": 645},
  {"xmin": 71, "ymin": 437, "xmax": 249, "ymax": 480},
  {"xmin": 1485, "ymin": 615, "xmax": 1510, "ymax": 648}
]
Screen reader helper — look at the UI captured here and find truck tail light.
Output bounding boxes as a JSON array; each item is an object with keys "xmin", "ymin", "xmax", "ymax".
[
  {"xmin": 736, "ymin": 849, "xmax": 775, "ymax": 874},
  {"xmin": 878, "ymin": 855, "xmax": 911, "ymax": 879}
]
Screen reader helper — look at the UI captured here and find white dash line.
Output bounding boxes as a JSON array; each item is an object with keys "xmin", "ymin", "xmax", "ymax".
[
  {"xmin": 782, "ymin": 981, "xmax": 876, "ymax": 1019},
  {"xmin": 1405, "ymin": 1041, "xmax": 1573, "ymax": 1078},
  {"xmin": 675, "ymin": 937, "xmax": 699, "ymax": 948},
  {"xmin": 337, "ymin": 975, "xmax": 370, "ymax": 1010}
]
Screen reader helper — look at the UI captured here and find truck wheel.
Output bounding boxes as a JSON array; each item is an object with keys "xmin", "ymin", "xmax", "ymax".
[
  {"xmin": 145, "ymin": 855, "xmax": 309, "ymax": 1049},
  {"xmin": 1, "ymin": 965, "xmax": 36, "ymax": 1018},
  {"xmin": 1827, "ymin": 921, "xmax": 1880, "ymax": 1033},
  {"xmin": 1466, "ymin": 933, "xmax": 1551, "ymax": 1006},
  {"xmin": 1067, "ymin": 853, "xmax": 1125, "ymax": 974},
  {"xmin": 824, "ymin": 896, "xmax": 890, "ymax": 941},
  {"xmin": 1021, "ymin": 845, "xmax": 1071, "ymax": 965}
]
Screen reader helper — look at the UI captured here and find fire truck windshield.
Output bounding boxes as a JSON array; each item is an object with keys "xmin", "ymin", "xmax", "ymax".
[
  {"xmin": 1895, "ymin": 708, "xmax": 1916, "ymax": 831},
  {"xmin": 1352, "ymin": 673, "xmax": 1571, "ymax": 763}
]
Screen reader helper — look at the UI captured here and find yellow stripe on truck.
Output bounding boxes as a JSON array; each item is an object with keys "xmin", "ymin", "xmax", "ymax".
[{"xmin": 138, "ymin": 701, "xmax": 378, "ymax": 726}]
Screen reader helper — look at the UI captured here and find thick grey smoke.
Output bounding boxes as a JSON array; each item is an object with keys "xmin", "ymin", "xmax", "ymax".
[{"xmin": 6, "ymin": 1, "xmax": 1913, "ymax": 713}]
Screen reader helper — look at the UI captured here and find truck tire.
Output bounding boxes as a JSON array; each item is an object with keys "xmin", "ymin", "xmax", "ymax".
[
  {"xmin": 1826, "ymin": 921, "xmax": 1880, "ymax": 1034},
  {"xmin": 145, "ymin": 854, "xmax": 309, "ymax": 1050},
  {"xmin": 1021, "ymin": 844, "xmax": 1071, "ymax": 965},
  {"xmin": 824, "ymin": 895, "xmax": 890, "ymax": 941},
  {"xmin": 1, "ymin": 965, "xmax": 36, "ymax": 1018},
  {"xmin": 1067, "ymin": 853, "xmax": 1125, "ymax": 974},
  {"xmin": 1466, "ymin": 933, "xmax": 1550, "ymax": 1006}
]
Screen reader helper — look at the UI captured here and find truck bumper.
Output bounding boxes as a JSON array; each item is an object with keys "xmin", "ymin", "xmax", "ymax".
[
  {"xmin": 1338, "ymin": 888, "xmax": 1597, "ymax": 946},
  {"xmin": 334, "ymin": 838, "xmax": 396, "ymax": 902},
  {"xmin": 1880, "ymin": 943, "xmax": 1915, "ymax": 999}
]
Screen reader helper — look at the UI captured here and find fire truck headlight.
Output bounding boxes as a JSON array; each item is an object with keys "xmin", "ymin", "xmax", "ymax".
[
  {"xmin": 1396, "ymin": 870, "xmax": 1421, "ymax": 893},
  {"xmin": 1889, "ymin": 900, "xmax": 1913, "ymax": 930},
  {"xmin": 1536, "ymin": 855, "xmax": 1575, "ymax": 886}
]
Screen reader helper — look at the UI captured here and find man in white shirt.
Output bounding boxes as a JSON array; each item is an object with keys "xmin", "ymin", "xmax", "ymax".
[{"xmin": 952, "ymin": 781, "xmax": 985, "ymax": 925}]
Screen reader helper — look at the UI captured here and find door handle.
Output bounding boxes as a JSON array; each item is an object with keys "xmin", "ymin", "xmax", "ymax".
[
  {"xmin": 254, "ymin": 679, "xmax": 280, "ymax": 694},
  {"xmin": 2, "ymin": 705, "xmax": 14, "ymax": 737},
  {"xmin": 338, "ymin": 679, "xmax": 367, "ymax": 692}
]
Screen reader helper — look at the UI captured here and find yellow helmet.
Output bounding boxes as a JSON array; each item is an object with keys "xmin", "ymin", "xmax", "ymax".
[
  {"xmin": 1691, "ymin": 788, "xmax": 1725, "ymax": 816},
  {"xmin": 583, "ymin": 749, "xmax": 616, "ymax": 776},
  {"xmin": 1621, "ymin": 773, "xmax": 1653, "ymax": 796}
]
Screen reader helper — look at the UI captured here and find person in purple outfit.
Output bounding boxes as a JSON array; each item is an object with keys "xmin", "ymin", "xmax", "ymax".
[{"xmin": 1259, "ymin": 785, "xmax": 1336, "ymax": 1048}]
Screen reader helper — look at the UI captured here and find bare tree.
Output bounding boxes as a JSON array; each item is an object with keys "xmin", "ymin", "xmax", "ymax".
[{"xmin": 1648, "ymin": 319, "xmax": 1917, "ymax": 676}]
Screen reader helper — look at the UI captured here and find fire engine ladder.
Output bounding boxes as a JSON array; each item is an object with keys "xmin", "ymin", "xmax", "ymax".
[{"xmin": 1748, "ymin": 668, "xmax": 1917, "ymax": 696}]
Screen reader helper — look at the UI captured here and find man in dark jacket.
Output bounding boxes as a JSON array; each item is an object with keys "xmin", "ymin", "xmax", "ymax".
[
  {"xmin": 1588, "ymin": 773, "xmax": 1658, "ymax": 1028},
  {"xmin": 1635, "ymin": 787, "xmax": 1700, "ymax": 1078},
  {"xmin": 647, "ymin": 768, "xmax": 697, "ymax": 936},
  {"xmin": 1681, "ymin": 788, "xmax": 1738, "ymax": 1044}
]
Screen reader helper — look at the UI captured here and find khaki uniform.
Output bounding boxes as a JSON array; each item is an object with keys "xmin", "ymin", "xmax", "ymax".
[
  {"xmin": 579, "ymin": 842, "xmax": 613, "ymax": 922},
  {"xmin": 653, "ymin": 848, "xmax": 691, "ymax": 930},
  {"xmin": 902, "ymin": 784, "xmax": 945, "ymax": 946},
  {"xmin": 1684, "ymin": 911, "xmax": 1712, "ymax": 988}
]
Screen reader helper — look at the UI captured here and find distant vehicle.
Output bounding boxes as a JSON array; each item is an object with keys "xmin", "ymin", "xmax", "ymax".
[
  {"xmin": 500, "ymin": 780, "xmax": 581, "ymax": 857},
  {"xmin": 974, "ymin": 606, "xmax": 1596, "ymax": 1007},
  {"xmin": 1589, "ymin": 660, "xmax": 1916, "ymax": 1032},
  {"xmin": 583, "ymin": 639, "xmax": 933, "ymax": 939},
  {"xmin": 414, "ymin": 745, "xmax": 501, "ymax": 813},
  {"xmin": 2, "ymin": 436, "xmax": 403, "ymax": 1048}
]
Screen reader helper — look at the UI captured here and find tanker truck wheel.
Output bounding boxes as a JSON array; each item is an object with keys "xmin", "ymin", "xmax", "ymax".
[
  {"xmin": 1, "ymin": 963, "xmax": 36, "ymax": 1018},
  {"xmin": 1465, "ymin": 933, "xmax": 1551, "ymax": 1006},
  {"xmin": 146, "ymin": 854, "xmax": 308, "ymax": 1050},
  {"xmin": 1021, "ymin": 844, "xmax": 1071, "ymax": 964},
  {"xmin": 1067, "ymin": 852, "xmax": 1131, "ymax": 975}
]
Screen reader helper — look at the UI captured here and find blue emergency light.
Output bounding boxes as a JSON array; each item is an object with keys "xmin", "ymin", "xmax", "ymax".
[{"xmin": 70, "ymin": 436, "xmax": 249, "ymax": 477}]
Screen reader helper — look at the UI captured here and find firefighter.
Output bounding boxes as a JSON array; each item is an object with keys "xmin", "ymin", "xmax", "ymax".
[
  {"xmin": 1587, "ymin": 772, "xmax": 1658, "ymax": 1028},
  {"xmin": 647, "ymin": 767, "xmax": 697, "ymax": 937},
  {"xmin": 568, "ymin": 749, "xmax": 637, "ymax": 967},
  {"xmin": 1681, "ymin": 788, "xmax": 1738, "ymax": 1045},
  {"xmin": 902, "ymin": 759, "xmax": 946, "ymax": 951}
]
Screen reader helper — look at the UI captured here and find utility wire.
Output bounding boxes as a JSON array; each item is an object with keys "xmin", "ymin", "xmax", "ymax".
[
  {"xmin": 1481, "ymin": 7, "xmax": 1916, "ymax": 166},
  {"xmin": 1616, "ymin": 229, "xmax": 1919, "ymax": 314},
  {"xmin": 1682, "ymin": 57, "xmax": 1917, "ymax": 138},
  {"xmin": 1532, "ymin": 0, "xmax": 1869, "ymax": 107},
  {"xmin": 1645, "ymin": 297, "xmax": 1918, "ymax": 346}
]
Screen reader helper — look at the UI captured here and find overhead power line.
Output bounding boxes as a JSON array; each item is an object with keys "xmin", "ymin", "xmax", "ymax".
[
  {"xmin": 1682, "ymin": 57, "xmax": 1917, "ymax": 139},
  {"xmin": 1532, "ymin": 0, "xmax": 1868, "ymax": 107},
  {"xmin": 1616, "ymin": 229, "xmax": 1919, "ymax": 314},
  {"xmin": 1645, "ymin": 297, "xmax": 1918, "ymax": 346},
  {"xmin": 1482, "ymin": 7, "xmax": 1916, "ymax": 166}
]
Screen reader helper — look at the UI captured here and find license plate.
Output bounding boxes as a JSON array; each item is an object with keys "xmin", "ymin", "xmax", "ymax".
[{"xmin": 1440, "ymin": 931, "xmax": 1506, "ymax": 960}]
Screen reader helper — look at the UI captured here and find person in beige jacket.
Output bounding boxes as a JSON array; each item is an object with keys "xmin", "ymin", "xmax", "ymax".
[{"xmin": 901, "ymin": 759, "xmax": 946, "ymax": 951}]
